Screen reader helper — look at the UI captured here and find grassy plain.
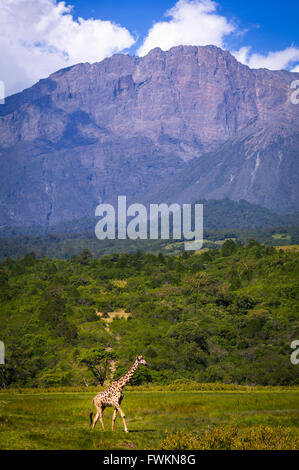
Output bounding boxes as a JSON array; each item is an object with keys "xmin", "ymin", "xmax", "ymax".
[{"xmin": 0, "ymin": 388, "xmax": 298, "ymax": 450}]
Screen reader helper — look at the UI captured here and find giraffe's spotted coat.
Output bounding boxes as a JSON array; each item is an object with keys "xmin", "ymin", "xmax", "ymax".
[{"xmin": 90, "ymin": 354, "xmax": 148, "ymax": 432}]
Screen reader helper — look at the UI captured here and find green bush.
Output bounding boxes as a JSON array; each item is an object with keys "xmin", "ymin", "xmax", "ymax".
[{"xmin": 158, "ymin": 425, "xmax": 299, "ymax": 450}]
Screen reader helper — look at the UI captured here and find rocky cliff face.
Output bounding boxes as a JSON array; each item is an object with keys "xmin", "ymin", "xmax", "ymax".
[{"xmin": 0, "ymin": 45, "xmax": 298, "ymax": 225}]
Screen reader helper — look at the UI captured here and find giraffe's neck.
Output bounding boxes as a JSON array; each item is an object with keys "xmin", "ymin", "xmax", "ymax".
[{"xmin": 116, "ymin": 360, "xmax": 139, "ymax": 389}]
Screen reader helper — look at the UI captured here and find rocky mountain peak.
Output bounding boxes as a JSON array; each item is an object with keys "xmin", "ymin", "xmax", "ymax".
[{"xmin": 0, "ymin": 45, "xmax": 298, "ymax": 225}]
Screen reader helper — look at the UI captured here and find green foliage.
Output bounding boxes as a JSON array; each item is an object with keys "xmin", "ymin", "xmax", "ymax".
[
  {"xmin": 158, "ymin": 425, "xmax": 299, "ymax": 450},
  {"xmin": 78, "ymin": 249, "xmax": 93, "ymax": 265},
  {"xmin": 0, "ymin": 226, "xmax": 298, "ymax": 260},
  {"xmin": 221, "ymin": 239, "xmax": 237, "ymax": 256},
  {"xmin": 79, "ymin": 348, "xmax": 116, "ymax": 385},
  {"xmin": 39, "ymin": 287, "xmax": 78, "ymax": 342},
  {"xmin": 0, "ymin": 242, "xmax": 299, "ymax": 388}
]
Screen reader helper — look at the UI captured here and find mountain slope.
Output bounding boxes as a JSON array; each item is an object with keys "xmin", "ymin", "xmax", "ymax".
[
  {"xmin": 157, "ymin": 122, "xmax": 299, "ymax": 213},
  {"xmin": 0, "ymin": 45, "xmax": 298, "ymax": 226}
]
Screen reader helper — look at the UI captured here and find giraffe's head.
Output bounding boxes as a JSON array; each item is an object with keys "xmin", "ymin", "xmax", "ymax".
[{"xmin": 136, "ymin": 354, "xmax": 148, "ymax": 367}]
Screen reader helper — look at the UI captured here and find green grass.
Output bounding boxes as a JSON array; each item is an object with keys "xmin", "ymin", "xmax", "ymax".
[{"xmin": 0, "ymin": 389, "xmax": 298, "ymax": 450}]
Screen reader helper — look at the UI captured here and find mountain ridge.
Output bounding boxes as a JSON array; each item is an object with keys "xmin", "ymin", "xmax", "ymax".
[{"xmin": 0, "ymin": 44, "xmax": 298, "ymax": 226}]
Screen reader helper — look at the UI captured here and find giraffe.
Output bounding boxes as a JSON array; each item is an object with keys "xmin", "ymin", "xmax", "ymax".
[{"xmin": 90, "ymin": 354, "xmax": 148, "ymax": 433}]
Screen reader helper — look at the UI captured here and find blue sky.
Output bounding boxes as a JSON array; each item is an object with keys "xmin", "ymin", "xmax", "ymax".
[
  {"xmin": 1, "ymin": 0, "xmax": 299, "ymax": 96},
  {"xmin": 71, "ymin": 0, "xmax": 299, "ymax": 56}
]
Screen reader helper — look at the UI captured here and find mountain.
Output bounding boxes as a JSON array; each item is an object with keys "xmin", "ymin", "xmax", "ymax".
[{"xmin": 0, "ymin": 45, "xmax": 298, "ymax": 227}]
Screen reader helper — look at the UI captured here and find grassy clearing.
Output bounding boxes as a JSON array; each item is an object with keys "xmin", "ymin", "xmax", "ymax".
[
  {"xmin": 274, "ymin": 245, "xmax": 299, "ymax": 252},
  {"xmin": 272, "ymin": 234, "xmax": 291, "ymax": 240},
  {"xmin": 97, "ymin": 309, "xmax": 131, "ymax": 323},
  {"xmin": 0, "ymin": 389, "xmax": 298, "ymax": 450}
]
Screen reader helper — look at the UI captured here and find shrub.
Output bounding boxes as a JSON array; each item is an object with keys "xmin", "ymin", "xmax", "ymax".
[
  {"xmin": 221, "ymin": 239, "xmax": 237, "ymax": 257},
  {"xmin": 158, "ymin": 425, "xmax": 299, "ymax": 450}
]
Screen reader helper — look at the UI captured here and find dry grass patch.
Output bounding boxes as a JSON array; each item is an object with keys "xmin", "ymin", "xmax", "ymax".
[
  {"xmin": 274, "ymin": 245, "xmax": 299, "ymax": 252},
  {"xmin": 96, "ymin": 309, "xmax": 130, "ymax": 323},
  {"xmin": 111, "ymin": 280, "xmax": 128, "ymax": 288}
]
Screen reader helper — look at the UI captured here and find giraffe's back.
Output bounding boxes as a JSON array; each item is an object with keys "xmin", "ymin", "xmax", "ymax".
[{"xmin": 94, "ymin": 384, "xmax": 123, "ymax": 407}]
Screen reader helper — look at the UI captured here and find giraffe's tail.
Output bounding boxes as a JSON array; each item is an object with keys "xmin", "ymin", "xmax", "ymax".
[{"xmin": 90, "ymin": 399, "xmax": 94, "ymax": 427}]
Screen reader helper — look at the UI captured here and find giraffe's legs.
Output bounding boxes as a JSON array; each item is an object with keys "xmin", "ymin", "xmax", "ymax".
[
  {"xmin": 116, "ymin": 405, "xmax": 128, "ymax": 433},
  {"xmin": 92, "ymin": 405, "xmax": 105, "ymax": 431},
  {"xmin": 99, "ymin": 405, "xmax": 105, "ymax": 431},
  {"xmin": 91, "ymin": 411, "xmax": 99, "ymax": 430},
  {"xmin": 112, "ymin": 408, "xmax": 118, "ymax": 431}
]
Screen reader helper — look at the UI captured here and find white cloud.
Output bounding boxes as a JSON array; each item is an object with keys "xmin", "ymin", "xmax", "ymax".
[
  {"xmin": 137, "ymin": 0, "xmax": 235, "ymax": 56},
  {"xmin": 0, "ymin": 0, "xmax": 136, "ymax": 96},
  {"xmin": 1, "ymin": 0, "xmax": 298, "ymax": 97},
  {"xmin": 138, "ymin": 0, "xmax": 299, "ymax": 72},
  {"xmin": 231, "ymin": 46, "xmax": 251, "ymax": 65},
  {"xmin": 232, "ymin": 46, "xmax": 299, "ymax": 71}
]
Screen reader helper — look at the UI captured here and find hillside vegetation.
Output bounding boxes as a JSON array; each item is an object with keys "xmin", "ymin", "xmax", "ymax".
[{"xmin": 0, "ymin": 240, "xmax": 298, "ymax": 388}]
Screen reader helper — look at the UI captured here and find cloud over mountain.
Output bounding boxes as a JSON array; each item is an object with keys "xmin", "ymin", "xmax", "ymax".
[
  {"xmin": 233, "ymin": 46, "xmax": 299, "ymax": 71},
  {"xmin": 1, "ymin": 0, "xmax": 299, "ymax": 97},
  {"xmin": 137, "ymin": 0, "xmax": 235, "ymax": 56},
  {"xmin": 0, "ymin": 0, "xmax": 136, "ymax": 96}
]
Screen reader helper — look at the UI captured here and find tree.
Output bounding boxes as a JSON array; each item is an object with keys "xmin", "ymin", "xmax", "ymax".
[
  {"xmin": 221, "ymin": 239, "xmax": 237, "ymax": 257},
  {"xmin": 247, "ymin": 238, "xmax": 260, "ymax": 248},
  {"xmin": 39, "ymin": 287, "xmax": 78, "ymax": 342},
  {"xmin": 23, "ymin": 252, "xmax": 36, "ymax": 266},
  {"xmin": 78, "ymin": 249, "xmax": 93, "ymax": 265},
  {"xmin": 79, "ymin": 348, "xmax": 117, "ymax": 385},
  {"xmin": 168, "ymin": 321, "xmax": 208, "ymax": 352},
  {"xmin": 158, "ymin": 252, "xmax": 165, "ymax": 264}
]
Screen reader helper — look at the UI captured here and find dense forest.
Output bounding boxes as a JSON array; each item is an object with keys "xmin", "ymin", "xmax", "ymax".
[
  {"xmin": 0, "ymin": 240, "xmax": 298, "ymax": 388},
  {"xmin": 0, "ymin": 226, "xmax": 298, "ymax": 261}
]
